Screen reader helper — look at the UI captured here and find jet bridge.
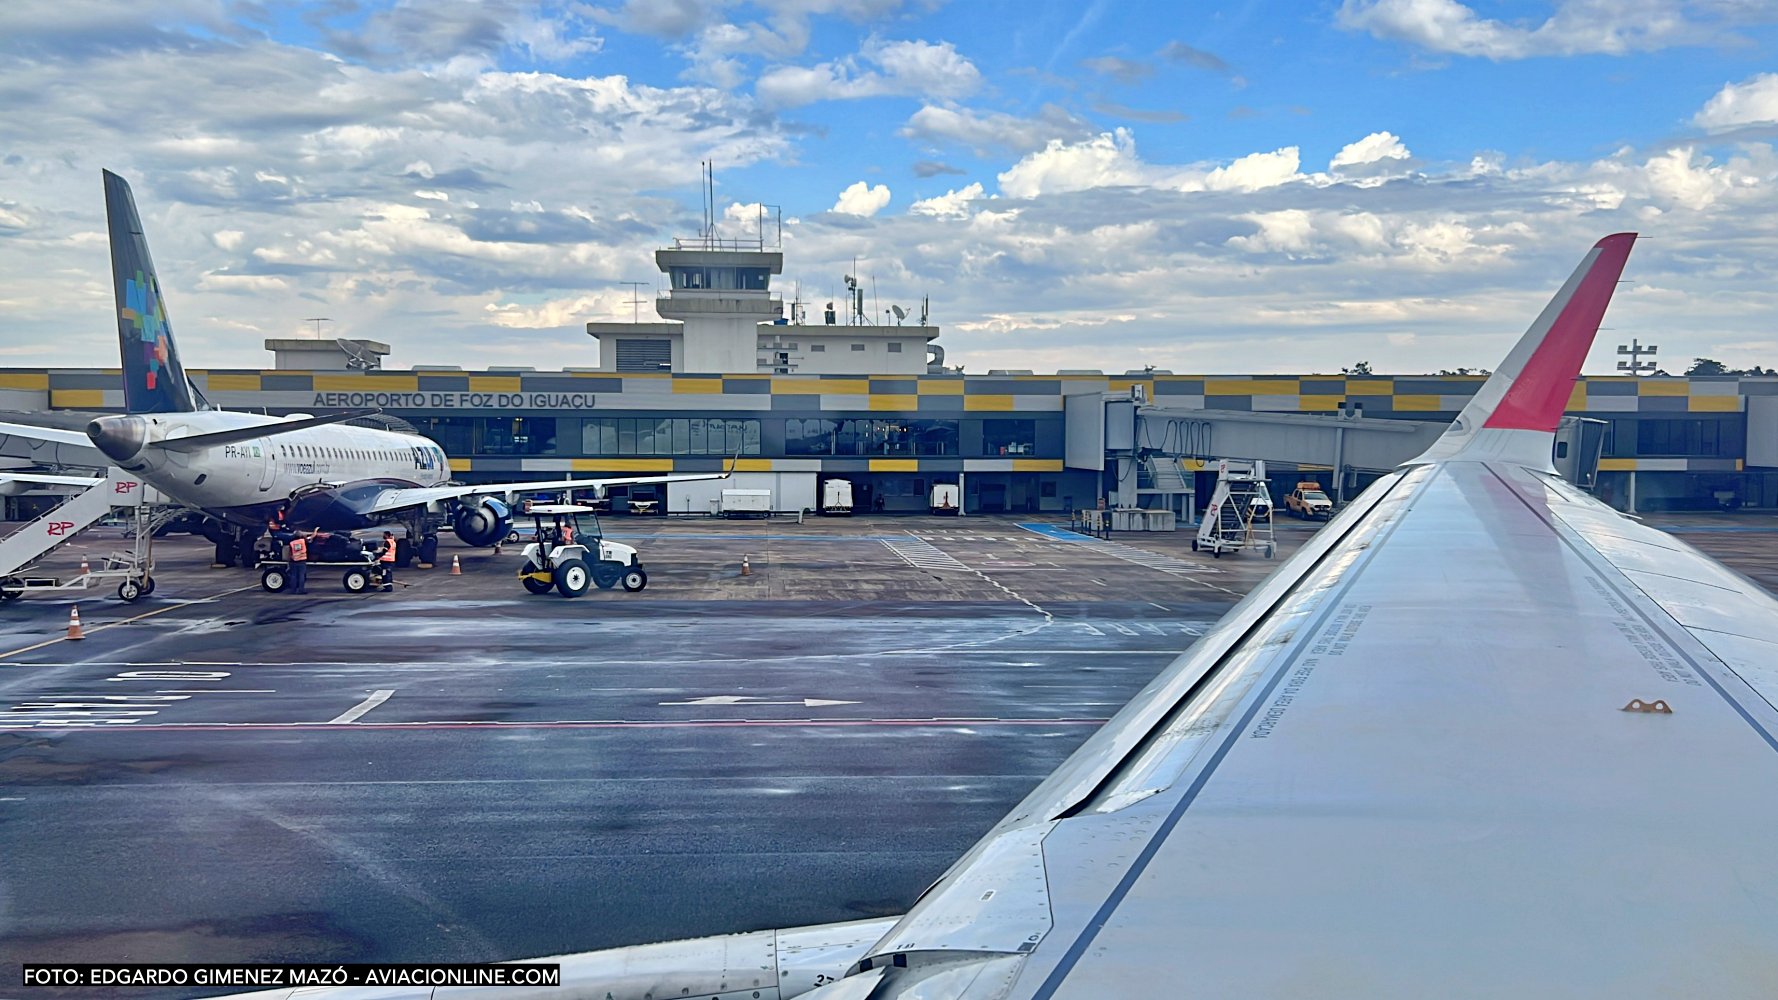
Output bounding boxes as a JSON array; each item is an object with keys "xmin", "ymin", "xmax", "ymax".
[{"xmin": 1067, "ymin": 392, "xmax": 1602, "ymax": 517}]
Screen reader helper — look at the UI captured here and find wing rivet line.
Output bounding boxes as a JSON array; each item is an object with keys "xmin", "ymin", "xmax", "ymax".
[{"xmin": 1621, "ymin": 698, "xmax": 1674, "ymax": 714}]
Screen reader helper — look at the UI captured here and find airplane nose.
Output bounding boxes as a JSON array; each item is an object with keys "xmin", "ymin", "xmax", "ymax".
[{"xmin": 87, "ymin": 415, "xmax": 148, "ymax": 462}]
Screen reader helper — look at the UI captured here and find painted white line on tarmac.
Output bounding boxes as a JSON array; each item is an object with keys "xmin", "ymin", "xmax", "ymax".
[{"xmin": 328, "ymin": 689, "xmax": 395, "ymax": 724}]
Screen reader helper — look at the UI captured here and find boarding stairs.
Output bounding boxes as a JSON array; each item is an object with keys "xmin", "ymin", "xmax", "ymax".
[
  {"xmin": 0, "ymin": 468, "xmax": 165, "ymax": 600},
  {"xmin": 1137, "ymin": 454, "xmax": 1196, "ymax": 525},
  {"xmin": 1193, "ymin": 459, "xmax": 1275, "ymax": 559}
]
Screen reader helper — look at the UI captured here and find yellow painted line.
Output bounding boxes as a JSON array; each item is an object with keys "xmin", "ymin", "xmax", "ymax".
[
  {"xmin": 672, "ymin": 378, "xmax": 725, "ymax": 394},
  {"xmin": 572, "ymin": 459, "xmax": 675, "ymax": 473},
  {"xmin": 1012, "ymin": 458, "xmax": 1063, "ymax": 472},
  {"xmin": 1637, "ymin": 379, "xmax": 1688, "ymax": 396},
  {"xmin": 1597, "ymin": 458, "xmax": 1637, "ymax": 471},
  {"xmin": 775, "ymin": 378, "xmax": 866, "ymax": 395},
  {"xmin": 731, "ymin": 458, "xmax": 775, "ymax": 472},
  {"xmin": 1392, "ymin": 394, "xmax": 1443, "ymax": 411},
  {"xmin": 1205, "ymin": 379, "xmax": 1297, "ymax": 396},
  {"xmin": 0, "ymin": 584, "xmax": 261, "ymax": 662},
  {"xmin": 50, "ymin": 389, "xmax": 105, "ymax": 408},
  {"xmin": 1689, "ymin": 395, "xmax": 1741, "ymax": 412},
  {"xmin": 870, "ymin": 458, "xmax": 919, "ymax": 472},
  {"xmin": 1344, "ymin": 379, "xmax": 1394, "ymax": 395},
  {"xmin": 964, "ymin": 394, "xmax": 1014, "ymax": 411},
  {"xmin": 204, "ymin": 373, "xmax": 262, "ymax": 391}
]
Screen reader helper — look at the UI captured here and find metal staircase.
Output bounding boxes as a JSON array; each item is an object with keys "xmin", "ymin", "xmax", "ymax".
[
  {"xmin": 1137, "ymin": 455, "xmax": 1195, "ymax": 525},
  {"xmin": 1194, "ymin": 459, "xmax": 1275, "ymax": 558}
]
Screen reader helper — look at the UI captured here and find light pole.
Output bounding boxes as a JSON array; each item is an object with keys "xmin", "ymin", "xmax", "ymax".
[
  {"xmin": 1616, "ymin": 338, "xmax": 1658, "ymax": 375},
  {"xmin": 620, "ymin": 283, "xmax": 648, "ymax": 324}
]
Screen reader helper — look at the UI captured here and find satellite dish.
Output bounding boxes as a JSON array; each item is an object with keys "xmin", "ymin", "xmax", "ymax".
[{"xmin": 891, "ymin": 305, "xmax": 907, "ymax": 320}]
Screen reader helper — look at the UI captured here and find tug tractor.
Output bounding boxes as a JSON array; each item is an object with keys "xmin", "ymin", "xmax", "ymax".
[{"xmin": 516, "ymin": 503, "xmax": 648, "ymax": 598}]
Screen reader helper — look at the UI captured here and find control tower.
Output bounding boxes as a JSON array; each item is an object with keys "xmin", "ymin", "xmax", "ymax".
[{"xmin": 587, "ymin": 175, "xmax": 939, "ymax": 375}]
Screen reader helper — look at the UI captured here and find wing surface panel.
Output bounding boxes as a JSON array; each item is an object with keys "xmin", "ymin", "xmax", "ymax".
[
  {"xmin": 363, "ymin": 472, "xmax": 730, "ymax": 515},
  {"xmin": 1002, "ymin": 461, "xmax": 1778, "ymax": 999}
]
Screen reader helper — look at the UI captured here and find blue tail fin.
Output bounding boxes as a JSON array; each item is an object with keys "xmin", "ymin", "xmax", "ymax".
[{"xmin": 103, "ymin": 170, "xmax": 197, "ymax": 414}]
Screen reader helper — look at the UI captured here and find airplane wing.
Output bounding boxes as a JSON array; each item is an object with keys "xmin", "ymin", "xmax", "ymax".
[
  {"xmin": 203, "ymin": 235, "xmax": 1778, "ymax": 999},
  {"xmin": 0, "ymin": 472, "xmax": 106, "ymax": 487},
  {"xmin": 0, "ymin": 420, "xmax": 93, "ymax": 449},
  {"xmin": 359, "ymin": 470, "xmax": 733, "ymax": 516},
  {"xmin": 766, "ymin": 232, "xmax": 1778, "ymax": 998}
]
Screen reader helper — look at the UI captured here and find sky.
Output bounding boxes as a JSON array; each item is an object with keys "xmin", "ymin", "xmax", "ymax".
[{"xmin": 3, "ymin": 1, "xmax": 1778, "ymax": 376}]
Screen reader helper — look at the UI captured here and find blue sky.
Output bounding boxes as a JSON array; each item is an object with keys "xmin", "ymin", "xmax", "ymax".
[{"xmin": 3, "ymin": 0, "xmax": 1778, "ymax": 375}]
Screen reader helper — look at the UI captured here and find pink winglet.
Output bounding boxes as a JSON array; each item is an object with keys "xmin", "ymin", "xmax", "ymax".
[{"xmin": 1484, "ymin": 233, "xmax": 1637, "ymax": 432}]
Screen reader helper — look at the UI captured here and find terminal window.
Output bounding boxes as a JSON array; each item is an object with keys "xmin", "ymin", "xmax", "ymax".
[
  {"xmin": 983, "ymin": 419, "xmax": 1037, "ymax": 456},
  {"xmin": 480, "ymin": 417, "xmax": 556, "ymax": 455},
  {"xmin": 583, "ymin": 417, "xmax": 761, "ymax": 455}
]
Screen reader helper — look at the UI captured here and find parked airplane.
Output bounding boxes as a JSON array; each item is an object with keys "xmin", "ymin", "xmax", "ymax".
[
  {"xmin": 222, "ymin": 232, "xmax": 1778, "ymax": 998},
  {"xmin": 0, "ymin": 171, "xmax": 723, "ymax": 564}
]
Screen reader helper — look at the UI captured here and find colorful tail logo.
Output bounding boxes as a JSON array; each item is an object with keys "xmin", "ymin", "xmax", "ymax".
[
  {"xmin": 121, "ymin": 273, "xmax": 171, "ymax": 393},
  {"xmin": 104, "ymin": 169, "xmax": 196, "ymax": 413}
]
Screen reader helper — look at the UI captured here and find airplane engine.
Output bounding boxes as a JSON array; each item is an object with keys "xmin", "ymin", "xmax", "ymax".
[{"xmin": 451, "ymin": 497, "xmax": 511, "ymax": 547}]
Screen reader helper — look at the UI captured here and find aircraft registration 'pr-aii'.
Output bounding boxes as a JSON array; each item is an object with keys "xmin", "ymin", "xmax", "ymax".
[
  {"xmin": 0, "ymin": 171, "xmax": 726, "ymax": 559},
  {"xmin": 211, "ymin": 238, "xmax": 1778, "ymax": 997}
]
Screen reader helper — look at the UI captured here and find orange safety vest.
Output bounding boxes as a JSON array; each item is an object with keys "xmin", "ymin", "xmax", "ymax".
[
  {"xmin": 289, "ymin": 537, "xmax": 308, "ymax": 561},
  {"xmin": 380, "ymin": 540, "xmax": 396, "ymax": 563}
]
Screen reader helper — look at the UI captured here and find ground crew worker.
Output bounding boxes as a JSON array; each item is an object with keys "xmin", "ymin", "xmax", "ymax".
[
  {"xmin": 378, "ymin": 530, "xmax": 398, "ymax": 591},
  {"xmin": 287, "ymin": 530, "xmax": 311, "ymax": 594},
  {"xmin": 560, "ymin": 520, "xmax": 574, "ymax": 546}
]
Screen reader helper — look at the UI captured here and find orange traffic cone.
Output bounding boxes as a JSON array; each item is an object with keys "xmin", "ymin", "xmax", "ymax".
[
  {"xmin": 67, "ymin": 605, "xmax": 85, "ymax": 640},
  {"xmin": 78, "ymin": 555, "xmax": 90, "ymax": 576},
  {"xmin": 740, "ymin": 554, "xmax": 751, "ymax": 577},
  {"xmin": 450, "ymin": 554, "xmax": 462, "ymax": 575}
]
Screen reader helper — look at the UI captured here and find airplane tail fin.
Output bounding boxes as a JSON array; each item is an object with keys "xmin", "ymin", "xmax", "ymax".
[
  {"xmin": 104, "ymin": 170, "xmax": 198, "ymax": 414},
  {"xmin": 1410, "ymin": 233, "xmax": 1637, "ymax": 468}
]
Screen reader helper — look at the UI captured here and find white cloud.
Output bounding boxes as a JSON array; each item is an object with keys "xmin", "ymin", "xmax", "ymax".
[
  {"xmin": 996, "ymin": 129, "xmax": 1155, "ymax": 198},
  {"xmin": 1203, "ymin": 147, "xmax": 1303, "ymax": 192},
  {"xmin": 756, "ymin": 38, "xmax": 981, "ymax": 107},
  {"xmin": 832, "ymin": 180, "xmax": 892, "ymax": 216},
  {"xmin": 1694, "ymin": 73, "xmax": 1778, "ymax": 132},
  {"xmin": 1337, "ymin": 0, "xmax": 1724, "ymax": 59},
  {"xmin": 901, "ymin": 104, "xmax": 1094, "ymax": 155},
  {"xmin": 1331, "ymin": 131, "xmax": 1412, "ymax": 170},
  {"xmin": 211, "ymin": 230, "xmax": 244, "ymax": 251},
  {"xmin": 909, "ymin": 182, "xmax": 986, "ymax": 219}
]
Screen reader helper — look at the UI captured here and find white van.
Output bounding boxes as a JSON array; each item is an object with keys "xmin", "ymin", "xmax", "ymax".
[
  {"xmin": 821, "ymin": 479, "xmax": 854, "ymax": 515},
  {"xmin": 929, "ymin": 483, "xmax": 960, "ymax": 515}
]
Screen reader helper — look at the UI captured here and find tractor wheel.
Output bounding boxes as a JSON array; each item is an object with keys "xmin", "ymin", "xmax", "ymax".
[
  {"xmin": 554, "ymin": 558, "xmax": 591, "ymax": 597},
  {"xmin": 620, "ymin": 567, "xmax": 648, "ymax": 592}
]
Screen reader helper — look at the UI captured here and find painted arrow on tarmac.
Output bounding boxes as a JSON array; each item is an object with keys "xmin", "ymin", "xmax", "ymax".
[{"xmin": 660, "ymin": 695, "xmax": 862, "ymax": 707}]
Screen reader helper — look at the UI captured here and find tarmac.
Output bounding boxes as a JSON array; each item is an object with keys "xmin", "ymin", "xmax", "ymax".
[{"xmin": 1, "ymin": 509, "xmax": 1774, "ymax": 996}]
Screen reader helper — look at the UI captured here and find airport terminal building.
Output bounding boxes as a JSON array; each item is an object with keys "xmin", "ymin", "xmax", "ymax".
[{"xmin": 2, "ymin": 230, "xmax": 1773, "ymax": 516}]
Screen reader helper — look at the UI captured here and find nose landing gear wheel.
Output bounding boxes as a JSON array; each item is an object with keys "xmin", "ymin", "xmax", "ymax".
[
  {"xmin": 620, "ymin": 567, "xmax": 648, "ymax": 592},
  {"xmin": 554, "ymin": 558, "xmax": 591, "ymax": 597}
]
